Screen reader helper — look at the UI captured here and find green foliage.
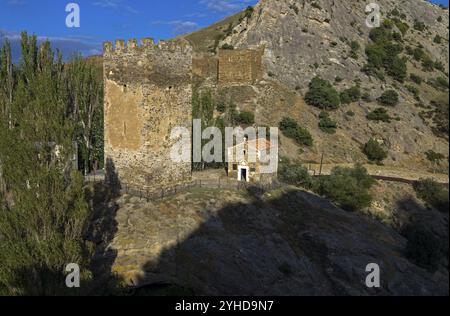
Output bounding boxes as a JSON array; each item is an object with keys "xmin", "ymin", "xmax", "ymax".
[
  {"xmin": 349, "ymin": 41, "xmax": 360, "ymax": 59},
  {"xmin": 361, "ymin": 92, "xmax": 372, "ymax": 102},
  {"xmin": 279, "ymin": 117, "xmax": 313, "ymax": 146},
  {"xmin": 367, "ymin": 108, "xmax": 391, "ymax": 123},
  {"xmin": 428, "ymin": 99, "xmax": 449, "ymax": 139},
  {"xmin": 68, "ymin": 56, "xmax": 104, "ymax": 174},
  {"xmin": 318, "ymin": 111, "xmax": 337, "ymax": 134},
  {"xmin": 377, "ymin": 90, "xmax": 399, "ymax": 106},
  {"xmin": 0, "ymin": 33, "xmax": 94, "ymax": 295},
  {"xmin": 364, "ymin": 24, "xmax": 407, "ymax": 82},
  {"xmin": 340, "ymin": 86, "xmax": 361, "ymax": 104},
  {"xmin": 279, "ymin": 163, "xmax": 313, "ymax": 189},
  {"xmin": 421, "ymin": 55, "xmax": 435, "ymax": 72},
  {"xmin": 317, "ymin": 165, "xmax": 376, "ymax": 212},
  {"xmin": 413, "ymin": 20, "xmax": 426, "ymax": 32},
  {"xmin": 425, "ymin": 150, "xmax": 445, "ymax": 164},
  {"xmin": 412, "ymin": 47, "xmax": 425, "ymax": 61},
  {"xmin": 392, "ymin": 18, "xmax": 409, "ymax": 36},
  {"xmin": 427, "ymin": 76, "xmax": 449, "ymax": 91},
  {"xmin": 433, "ymin": 35, "xmax": 442, "ymax": 44},
  {"xmin": 244, "ymin": 6, "xmax": 254, "ymax": 19},
  {"xmin": 304, "ymin": 76, "xmax": 341, "ymax": 110},
  {"xmin": 405, "ymin": 224, "xmax": 446, "ymax": 272},
  {"xmin": 363, "ymin": 138, "xmax": 388, "ymax": 162},
  {"xmin": 413, "ymin": 179, "xmax": 449, "ymax": 213},
  {"xmin": 434, "ymin": 60, "xmax": 445, "ymax": 73},
  {"xmin": 387, "ymin": 56, "xmax": 408, "ymax": 82},
  {"xmin": 406, "ymin": 84, "xmax": 420, "ymax": 100},
  {"xmin": 221, "ymin": 43, "xmax": 234, "ymax": 50},
  {"xmin": 390, "ymin": 8, "xmax": 400, "ymax": 17},
  {"xmin": 234, "ymin": 111, "xmax": 255, "ymax": 125},
  {"xmin": 216, "ymin": 102, "xmax": 226, "ymax": 113},
  {"xmin": 410, "ymin": 74, "xmax": 423, "ymax": 85}
]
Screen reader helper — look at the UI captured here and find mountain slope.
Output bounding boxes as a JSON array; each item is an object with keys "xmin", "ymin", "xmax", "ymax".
[{"xmin": 181, "ymin": 0, "xmax": 449, "ymax": 171}]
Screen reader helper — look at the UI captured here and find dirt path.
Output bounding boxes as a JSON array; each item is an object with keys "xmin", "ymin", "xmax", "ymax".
[{"xmin": 305, "ymin": 163, "xmax": 449, "ymax": 184}]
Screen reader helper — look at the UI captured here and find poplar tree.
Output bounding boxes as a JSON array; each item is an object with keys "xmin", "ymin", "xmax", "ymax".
[{"xmin": 0, "ymin": 32, "xmax": 94, "ymax": 295}]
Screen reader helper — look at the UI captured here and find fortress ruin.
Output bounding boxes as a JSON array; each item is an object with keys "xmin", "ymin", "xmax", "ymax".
[{"xmin": 103, "ymin": 38, "xmax": 265, "ymax": 193}]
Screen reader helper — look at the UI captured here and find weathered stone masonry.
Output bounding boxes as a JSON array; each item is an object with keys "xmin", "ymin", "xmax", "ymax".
[
  {"xmin": 104, "ymin": 36, "xmax": 265, "ymax": 192},
  {"xmin": 103, "ymin": 38, "xmax": 193, "ymax": 192}
]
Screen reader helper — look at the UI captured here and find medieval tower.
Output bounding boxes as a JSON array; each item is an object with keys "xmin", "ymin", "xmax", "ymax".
[{"xmin": 103, "ymin": 38, "xmax": 193, "ymax": 192}]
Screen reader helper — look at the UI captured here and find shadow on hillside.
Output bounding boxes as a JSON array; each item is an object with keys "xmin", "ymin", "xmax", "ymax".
[
  {"xmin": 396, "ymin": 197, "xmax": 449, "ymax": 275},
  {"xmin": 123, "ymin": 188, "xmax": 449, "ymax": 296},
  {"xmin": 84, "ymin": 158, "xmax": 126, "ymax": 295}
]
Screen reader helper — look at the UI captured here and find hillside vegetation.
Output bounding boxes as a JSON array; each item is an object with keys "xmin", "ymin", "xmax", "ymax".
[{"xmin": 181, "ymin": 0, "xmax": 449, "ymax": 173}]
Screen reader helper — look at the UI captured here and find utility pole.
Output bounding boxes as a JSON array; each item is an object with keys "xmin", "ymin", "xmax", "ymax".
[{"xmin": 319, "ymin": 152, "xmax": 324, "ymax": 176}]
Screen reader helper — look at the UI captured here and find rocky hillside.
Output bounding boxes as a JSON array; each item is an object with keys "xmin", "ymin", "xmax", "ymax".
[
  {"xmin": 182, "ymin": 0, "xmax": 449, "ymax": 172},
  {"xmin": 97, "ymin": 186, "xmax": 448, "ymax": 296}
]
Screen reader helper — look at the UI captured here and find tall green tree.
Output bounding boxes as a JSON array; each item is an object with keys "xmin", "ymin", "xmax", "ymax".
[
  {"xmin": 0, "ymin": 32, "xmax": 94, "ymax": 295},
  {"xmin": 66, "ymin": 55, "xmax": 104, "ymax": 175}
]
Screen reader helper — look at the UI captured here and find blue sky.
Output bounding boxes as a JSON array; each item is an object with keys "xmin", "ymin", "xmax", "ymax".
[{"xmin": 0, "ymin": 0, "xmax": 448, "ymax": 59}]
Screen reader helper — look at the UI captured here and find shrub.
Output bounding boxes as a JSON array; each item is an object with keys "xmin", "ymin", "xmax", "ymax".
[
  {"xmin": 377, "ymin": 90, "xmax": 399, "ymax": 106},
  {"xmin": 410, "ymin": 74, "xmax": 423, "ymax": 84},
  {"xmin": 279, "ymin": 163, "xmax": 314, "ymax": 189},
  {"xmin": 340, "ymin": 86, "xmax": 361, "ymax": 104},
  {"xmin": 317, "ymin": 165, "xmax": 376, "ymax": 212},
  {"xmin": 349, "ymin": 41, "xmax": 360, "ymax": 59},
  {"xmin": 428, "ymin": 76, "xmax": 449, "ymax": 91},
  {"xmin": 305, "ymin": 77, "xmax": 341, "ymax": 110},
  {"xmin": 364, "ymin": 25, "xmax": 406, "ymax": 82},
  {"xmin": 413, "ymin": 20, "xmax": 426, "ymax": 32},
  {"xmin": 412, "ymin": 47, "xmax": 425, "ymax": 61},
  {"xmin": 425, "ymin": 150, "xmax": 445, "ymax": 164},
  {"xmin": 244, "ymin": 6, "xmax": 254, "ymax": 19},
  {"xmin": 367, "ymin": 108, "xmax": 391, "ymax": 123},
  {"xmin": 421, "ymin": 56, "xmax": 435, "ymax": 72},
  {"xmin": 414, "ymin": 178, "xmax": 449, "ymax": 213},
  {"xmin": 279, "ymin": 117, "xmax": 313, "ymax": 146},
  {"xmin": 318, "ymin": 111, "xmax": 337, "ymax": 134},
  {"xmin": 221, "ymin": 43, "xmax": 234, "ymax": 50},
  {"xmin": 235, "ymin": 111, "xmax": 255, "ymax": 125},
  {"xmin": 363, "ymin": 138, "xmax": 388, "ymax": 162},
  {"xmin": 216, "ymin": 102, "xmax": 226, "ymax": 113},
  {"xmin": 406, "ymin": 85, "xmax": 420, "ymax": 100},
  {"xmin": 386, "ymin": 56, "xmax": 407, "ymax": 82},
  {"xmin": 362, "ymin": 92, "xmax": 372, "ymax": 102},
  {"xmin": 434, "ymin": 35, "xmax": 442, "ymax": 44},
  {"xmin": 346, "ymin": 110, "xmax": 355, "ymax": 117},
  {"xmin": 405, "ymin": 224, "xmax": 445, "ymax": 272},
  {"xmin": 434, "ymin": 60, "xmax": 445, "ymax": 73},
  {"xmin": 393, "ymin": 18, "xmax": 409, "ymax": 35}
]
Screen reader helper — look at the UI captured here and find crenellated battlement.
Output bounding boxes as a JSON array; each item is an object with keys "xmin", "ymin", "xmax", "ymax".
[
  {"xmin": 103, "ymin": 35, "xmax": 193, "ymax": 194},
  {"xmin": 103, "ymin": 37, "xmax": 193, "ymax": 56}
]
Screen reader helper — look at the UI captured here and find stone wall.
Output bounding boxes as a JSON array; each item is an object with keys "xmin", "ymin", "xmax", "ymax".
[
  {"xmin": 218, "ymin": 49, "xmax": 263, "ymax": 86},
  {"xmin": 192, "ymin": 55, "xmax": 218, "ymax": 82},
  {"xmin": 192, "ymin": 48, "xmax": 264, "ymax": 87},
  {"xmin": 103, "ymin": 38, "xmax": 193, "ymax": 193}
]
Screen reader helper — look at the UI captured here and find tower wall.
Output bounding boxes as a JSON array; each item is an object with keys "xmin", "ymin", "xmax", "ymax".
[{"xmin": 103, "ymin": 38, "xmax": 193, "ymax": 192}]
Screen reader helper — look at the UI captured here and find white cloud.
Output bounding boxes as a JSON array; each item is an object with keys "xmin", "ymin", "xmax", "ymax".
[
  {"xmin": 7, "ymin": 0, "xmax": 26, "ymax": 5},
  {"xmin": 199, "ymin": 0, "xmax": 254, "ymax": 13},
  {"xmin": 0, "ymin": 29, "xmax": 102, "ymax": 61},
  {"xmin": 150, "ymin": 20, "xmax": 200, "ymax": 36},
  {"xmin": 93, "ymin": 0, "xmax": 139, "ymax": 14}
]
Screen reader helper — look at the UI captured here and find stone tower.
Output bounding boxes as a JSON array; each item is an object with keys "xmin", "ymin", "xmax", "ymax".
[{"xmin": 103, "ymin": 38, "xmax": 193, "ymax": 193}]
